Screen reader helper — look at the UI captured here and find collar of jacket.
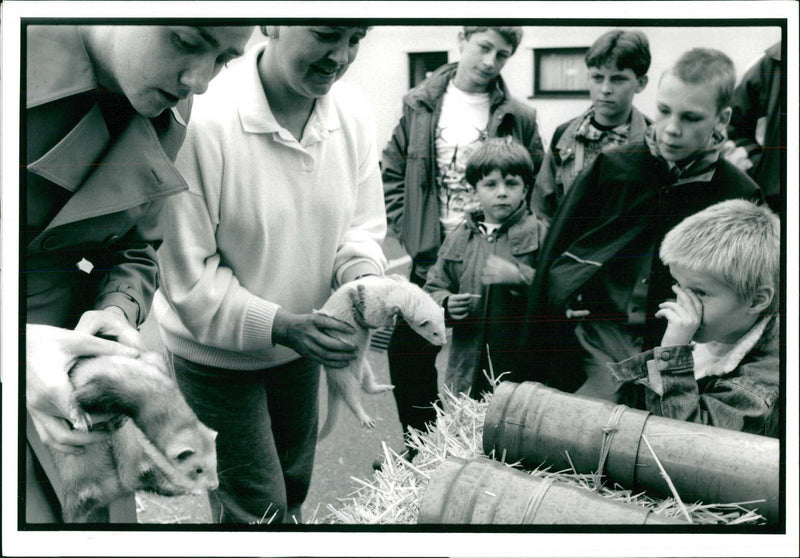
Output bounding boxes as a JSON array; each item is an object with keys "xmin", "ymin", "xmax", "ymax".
[
  {"xmin": 644, "ymin": 125, "xmax": 724, "ymax": 185},
  {"xmin": 403, "ymin": 62, "xmax": 509, "ymax": 112},
  {"xmin": 26, "ymin": 26, "xmax": 97, "ymax": 108},
  {"xmin": 694, "ymin": 314, "xmax": 776, "ymax": 378},
  {"xmin": 766, "ymin": 41, "xmax": 781, "ymax": 62},
  {"xmin": 465, "ymin": 201, "xmax": 528, "ymax": 235},
  {"xmin": 556, "ymin": 105, "xmax": 650, "ymax": 160},
  {"xmin": 26, "ymin": 27, "xmax": 190, "ymax": 233}
]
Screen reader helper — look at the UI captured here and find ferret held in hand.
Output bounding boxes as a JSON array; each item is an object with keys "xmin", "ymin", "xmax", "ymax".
[
  {"xmin": 50, "ymin": 352, "xmax": 218, "ymax": 523},
  {"xmin": 316, "ymin": 275, "xmax": 446, "ymax": 439}
]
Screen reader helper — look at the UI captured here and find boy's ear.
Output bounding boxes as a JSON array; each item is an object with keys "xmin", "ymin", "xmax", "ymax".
[
  {"xmin": 716, "ymin": 106, "xmax": 733, "ymax": 130},
  {"xmin": 748, "ymin": 285, "xmax": 775, "ymax": 314},
  {"xmin": 635, "ymin": 75, "xmax": 648, "ymax": 93},
  {"xmin": 457, "ymin": 30, "xmax": 467, "ymax": 51}
]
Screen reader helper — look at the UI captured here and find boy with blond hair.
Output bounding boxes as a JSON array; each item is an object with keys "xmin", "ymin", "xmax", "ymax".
[
  {"xmin": 522, "ymin": 48, "xmax": 764, "ymax": 399},
  {"xmin": 608, "ymin": 200, "xmax": 779, "ymax": 437}
]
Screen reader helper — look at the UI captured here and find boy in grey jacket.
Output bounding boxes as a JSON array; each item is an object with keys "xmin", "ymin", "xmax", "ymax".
[
  {"xmin": 425, "ymin": 138, "xmax": 548, "ymax": 399},
  {"xmin": 381, "ymin": 26, "xmax": 544, "ymax": 459}
]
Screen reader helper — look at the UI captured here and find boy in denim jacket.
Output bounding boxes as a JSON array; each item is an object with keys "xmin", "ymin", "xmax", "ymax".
[
  {"xmin": 425, "ymin": 138, "xmax": 549, "ymax": 398},
  {"xmin": 522, "ymin": 48, "xmax": 763, "ymax": 400},
  {"xmin": 609, "ymin": 200, "xmax": 779, "ymax": 437}
]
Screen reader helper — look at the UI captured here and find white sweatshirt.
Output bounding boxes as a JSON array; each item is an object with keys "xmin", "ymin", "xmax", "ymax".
[{"xmin": 153, "ymin": 42, "xmax": 387, "ymax": 370}]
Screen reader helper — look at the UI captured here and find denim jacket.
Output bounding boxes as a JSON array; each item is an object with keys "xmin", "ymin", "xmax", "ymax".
[{"xmin": 608, "ymin": 315, "xmax": 779, "ymax": 437}]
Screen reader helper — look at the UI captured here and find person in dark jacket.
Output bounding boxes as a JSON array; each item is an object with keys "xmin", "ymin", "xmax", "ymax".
[
  {"xmin": 424, "ymin": 138, "xmax": 548, "ymax": 399},
  {"xmin": 726, "ymin": 41, "xmax": 783, "ymax": 213},
  {"xmin": 381, "ymin": 26, "xmax": 544, "ymax": 460},
  {"xmin": 521, "ymin": 48, "xmax": 764, "ymax": 402},
  {"xmin": 24, "ymin": 24, "xmax": 253, "ymax": 523},
  {"xmin": 609, "ymin": 199, "xmax": 780, "ymax": 438},
  {"xmin": 532, "ymin": 29, "xmax": 651, "ymax": 222}
]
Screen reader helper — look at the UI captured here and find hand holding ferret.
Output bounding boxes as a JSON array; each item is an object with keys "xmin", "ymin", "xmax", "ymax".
[
  {"xmin": 272, "ymin": 309, "xmax": 358, "ymax": 368},
  {"xmin": 656, "ymin": 285, "xmax": 703, "ymax": 347},
  {"xmin": 26, "ymin": 324, "xmax": 140, "ymax": 454}
]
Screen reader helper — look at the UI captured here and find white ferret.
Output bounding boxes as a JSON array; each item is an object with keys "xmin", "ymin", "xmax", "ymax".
[
  {"xmin": 50, "ymin": 352, "xmax": 218, "ymax": 523},
  {"xmin": 315, "ymin": 274, "xmax": 446, "ymax": 439}
]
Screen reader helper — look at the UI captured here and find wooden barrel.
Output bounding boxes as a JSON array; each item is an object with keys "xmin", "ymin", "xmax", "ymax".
[
  {"xmin": 483, "ymin": 381, "xmax": 780, "ymax": 523},
  {"xmin": 418, "ymin": 456, "xmax": 684, "ymax": 524}
]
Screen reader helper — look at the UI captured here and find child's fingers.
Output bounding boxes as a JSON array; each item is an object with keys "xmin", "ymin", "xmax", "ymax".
[
  {"xmin": 682, "ymin": 289, "xmax": 703, "ymax": 316},
  {"xmin": 656, "ymin": 307, "xmax": 679, "ymax": 323}
]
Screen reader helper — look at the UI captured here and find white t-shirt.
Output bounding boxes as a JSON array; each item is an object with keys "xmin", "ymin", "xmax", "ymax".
[{"xmin": 435, "ymin": 81, "xmax": 491, "ymax": 235}]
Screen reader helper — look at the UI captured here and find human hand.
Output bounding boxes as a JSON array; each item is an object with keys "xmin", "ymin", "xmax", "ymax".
[
  {"xmin": 655, "ymin": 285, "xmax": 703, "ymax": 347},
  {"xmin": 447, "ymin": 293, "xmax": 480, "ymax": 320},
  {"xmin": 272, "ymin": 310, "xmax": 358, "ymax": 368},
  {"xmin": 723, "ymin": 140, "xmax": 754, "ymax": 172},
  {"xmin": 481, "ymin": 255, "xmax": 523, "ymax": 285},
  {"xmin": 26, "ymin": 324, "xmax": 140, "ymax": 453},
  {"xmin": 75, "ymin": 307, "xmax": 147, "ymax": 351}
]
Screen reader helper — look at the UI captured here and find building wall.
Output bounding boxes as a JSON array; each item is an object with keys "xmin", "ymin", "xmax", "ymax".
[
  {"xmin": 343, "ymin": 25, "xmax": 782, "ymax": 151},
  {"xmin": 244, "ymin": 24, "xmax": 781, "ymax": 153}
]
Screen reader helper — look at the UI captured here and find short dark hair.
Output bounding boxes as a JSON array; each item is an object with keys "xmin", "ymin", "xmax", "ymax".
[
  {"xmin": 666, "ymin": 48, "xmax": 736, "ymax": 111},
  {"xmin": 585, "ymin": 29, "xmax": 651, "ymax": 77},
  {"xmin": 465, "ymin": 137, "xmax": 536, "ymax": 190},
  {"xmin": 463, "ymin": 26, "xmax": 524, "ymax": 53}
]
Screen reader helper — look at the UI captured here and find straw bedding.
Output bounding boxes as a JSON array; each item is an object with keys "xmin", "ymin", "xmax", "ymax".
[{"xmin": 315, "ymin": 377, "xmax": 767, "ymax": 525}]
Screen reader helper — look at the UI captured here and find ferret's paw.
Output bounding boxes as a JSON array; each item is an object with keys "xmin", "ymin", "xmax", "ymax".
[
  {"xmin": 361, "ymin": 417, "xmax": 376, "ymax": 429},
  {"xmin": 69, "ymin": 403, "xmax": 91, "ymax": 432},
  {"xmin": 363, "ymin": 383, "xmax": 394, "ymax": 394}
]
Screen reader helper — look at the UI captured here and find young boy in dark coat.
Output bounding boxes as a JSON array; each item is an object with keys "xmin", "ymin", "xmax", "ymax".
[
  {"xmin": 381, "ymin": 26, "xmax": 544, "ymax": 459},
  {"xmin": 424, "ymin": 138, "xmax": 548, "ymax": 399},
  {"xmin": 521, "ymin": 48, "xmax": 763, "ymax": 400}
]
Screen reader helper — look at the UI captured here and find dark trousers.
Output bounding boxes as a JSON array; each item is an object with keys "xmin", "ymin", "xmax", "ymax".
[
  {"xmin": 387, "ymin": 263, "xmax": 442, "ymax": 441},
  {"xmin": 171, "ymin": 354, "xmax": 319, "ymax": 524}
]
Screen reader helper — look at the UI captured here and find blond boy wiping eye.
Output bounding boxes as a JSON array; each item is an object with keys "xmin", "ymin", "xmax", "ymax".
[{"xmin": 608, "ymin": 200, "xmax": 780, "ymax": 437}]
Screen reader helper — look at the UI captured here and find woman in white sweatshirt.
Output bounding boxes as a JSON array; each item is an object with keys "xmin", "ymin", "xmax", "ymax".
[{"xmin": 153, "ymin": 26, "xmax": 386, "ymax": 523}]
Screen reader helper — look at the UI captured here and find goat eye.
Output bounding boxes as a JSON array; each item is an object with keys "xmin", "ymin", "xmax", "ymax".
[{"xmin": 195, "ymin": 467, "xmax": 204, "ymax": 476}]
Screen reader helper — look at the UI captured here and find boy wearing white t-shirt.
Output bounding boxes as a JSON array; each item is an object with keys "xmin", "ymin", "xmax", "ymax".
[{"xmin": 381, "ymin": 26, "xmax": 544, "ymax": 464}]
